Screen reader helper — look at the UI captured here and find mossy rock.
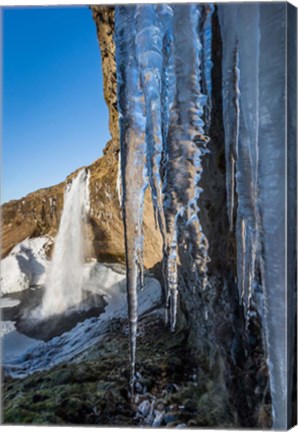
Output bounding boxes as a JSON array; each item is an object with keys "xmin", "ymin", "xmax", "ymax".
[{"xmin": 2, "ymin": 316, "xmax": 235, "ymax": 427}]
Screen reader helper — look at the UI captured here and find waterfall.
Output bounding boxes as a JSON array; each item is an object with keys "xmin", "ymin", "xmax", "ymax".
[{"xmin": 40, "ymin": 169, "xmax": 90, "ymax": 317}]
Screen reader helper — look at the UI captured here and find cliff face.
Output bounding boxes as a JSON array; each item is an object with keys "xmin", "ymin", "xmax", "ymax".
[
  {"xmin": 1, "ymin": 155, "xmax": 162, "ymax": 269},
  {"xmin": 1, "ymin": 5, "xmax": 162, "ymax": 269},
  {"xmin": 91, "ymin": 6, "xmax": 119, "ymax": 156}
]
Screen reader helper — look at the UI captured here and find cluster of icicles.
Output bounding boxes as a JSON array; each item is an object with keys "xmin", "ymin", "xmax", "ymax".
[
  {"xmin": 115, "ymin": 3, "xmax": 291, "ymax": 429},
  {"xmin": 219, "ymin": 3, "xmax": 289, "ymax": 429},
  {"xmin": 115, "ymin": 3, "xmax": 213, "ymax": 391}
]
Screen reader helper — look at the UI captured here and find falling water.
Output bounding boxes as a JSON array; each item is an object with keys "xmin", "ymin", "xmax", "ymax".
[{"xmin": 40, "ymin": 169, "xmax": 90, "ymax": 317}]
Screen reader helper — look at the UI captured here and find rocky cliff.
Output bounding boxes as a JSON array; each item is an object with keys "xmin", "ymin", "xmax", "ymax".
[{"xmin": 1, "ymin": 155, "xmax": 162, "ymax": 269}]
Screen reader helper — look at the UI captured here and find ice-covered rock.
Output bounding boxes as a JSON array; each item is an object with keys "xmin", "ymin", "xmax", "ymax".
[
  {"xmin": 1, "ymin": 237, "xmax": 50, "ymax": 295},
  {"xmin": 138, "ymin": 399, "xmax": 151, "ymax": 417}
]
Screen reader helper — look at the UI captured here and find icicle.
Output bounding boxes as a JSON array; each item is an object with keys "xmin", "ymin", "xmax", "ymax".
[
  {"xmin": 134, "ymin": 4, "xmax": 168, "ymax": 245},
  {"xmin": 116, "ymin": 150, "xmax": 122, "ymax": 208},
  {"xmin": 257, "ymin": 3, "xmax": 287, "ymax": 426},
  {"xmin": 115, "ymin": 6, "xmax": 148, "ymax": 393},
  {"xmin": 222, "ymin": 42, "xmax": 240, "ymax": 232},
  {"xmin": 218, "ymin": 3, "xmax": 287, "ymax": 427},
  {"xmin": 240, "ymin": 219, "xmax": 246, "ymax": 302},
  {"xmin": 115, "ymin": 3, "xmax": 211, "ymax": 387},
  {"xmin": 221, "ymin": 26, "xmax": 257, "ymax": 319},
  {"xmin": 199, "ymin": 4, "xmax": 215, "ymax": 132},
  {"xmin": 167, "ymin": 225, "xmax": 178, "ymax": 332},
  {"xmin": 163, "ymin": 5, "xmax": 210, "ymax": 319}
]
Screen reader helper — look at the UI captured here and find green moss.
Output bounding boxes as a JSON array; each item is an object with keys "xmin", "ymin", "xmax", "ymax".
[{"xmin": 2, "ymin": 316, "xmax": 234, "ymax": 427}]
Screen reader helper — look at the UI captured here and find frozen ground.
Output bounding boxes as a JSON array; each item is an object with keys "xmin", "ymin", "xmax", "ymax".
[
  {"xmin": 2, "ymin": 276, "xmax": 162, "ymax": 378},
  {"xmin": 1, "ymin": 236, "xmax": 162, "ymax": 379},
  {"xmin": 1, "ymin": 296, "xmax": 40, "ymax": 364}
]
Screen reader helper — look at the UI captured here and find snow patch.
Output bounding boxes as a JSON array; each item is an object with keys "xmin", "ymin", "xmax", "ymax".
[
  {"xmin": 1, "ymin": 237, "xmax": 51, "ymax": 295},
  {"xmin": 0, "ymin": 320, "xmax": 16, "ymax": 337},
  {"xmin": 1, "ymin": 298, "xmax": 21, "ymax": 308},
  {"xmin": 3, "ymin": 274, "xmax": 162, "ymax": 378}
]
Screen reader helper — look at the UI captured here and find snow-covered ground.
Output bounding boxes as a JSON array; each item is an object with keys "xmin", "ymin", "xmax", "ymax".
[
  {"xmin": 2, "ymin": 329, "xmax": 40, "ymax": 362},
  {"xmin": 1, "ymin": 236, "xmax": 162, "ymax": 378},
  {"xmin": 2, "ymin": 276, "xmax": 162, "ymax": 378}
]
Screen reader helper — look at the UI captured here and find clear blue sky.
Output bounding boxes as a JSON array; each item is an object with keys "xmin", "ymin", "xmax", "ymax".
[{"xmin": 2, "ymin": 6, "xmax": 111, "ymax": 203}]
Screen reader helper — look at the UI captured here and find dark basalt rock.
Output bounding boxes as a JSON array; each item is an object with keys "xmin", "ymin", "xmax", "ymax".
[{"xmin": 3, "ymin": 287, "xmax": 106, "ymax": 341}]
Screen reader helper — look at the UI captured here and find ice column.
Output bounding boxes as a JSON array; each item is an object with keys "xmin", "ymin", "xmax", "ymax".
[
  {"xmin": 219, "ymin": 3, "xmax": 287, "ymax": 428},
  {"xmin": 115, "ymin": 4, "xmax": 211, "ymax": 389},
  {"xmin": 115, "ymin": 5, "xmax": 148, "ymax": 391}
]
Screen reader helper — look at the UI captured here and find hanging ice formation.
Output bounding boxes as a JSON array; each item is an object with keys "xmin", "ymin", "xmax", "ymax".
[
  {"xmin": 219, "ymin": 3, "xmax": 289, "ymax": 429},
  {"xmin": 115, "ymin": 4, "xmax": 212, "ymax": 390},
  {"xmin": 114, "ymin": 3, "xmax": 293, "ymax": 428}
]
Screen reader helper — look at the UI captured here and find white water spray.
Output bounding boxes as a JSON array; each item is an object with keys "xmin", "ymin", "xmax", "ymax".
[{"xmin": 41, "ymin": 169, "xmax": 90, "ymax": 317}]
